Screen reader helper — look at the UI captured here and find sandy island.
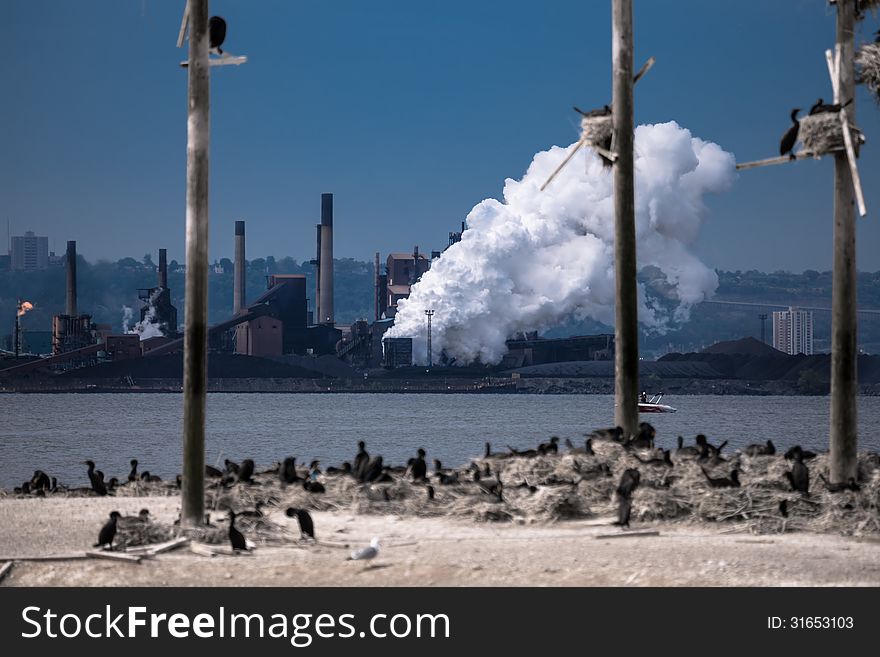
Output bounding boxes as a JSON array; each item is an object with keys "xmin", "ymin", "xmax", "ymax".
[{"xmin": 1, "ymin": 495, "xmax": 879, "ymax": 587}]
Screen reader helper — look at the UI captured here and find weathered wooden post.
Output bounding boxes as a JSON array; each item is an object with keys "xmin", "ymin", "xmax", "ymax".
[
  {"xmin": 829, "ymin": 0, "xmax": 858, "ymax": 482},
  {"xmin": 612, "ymin": 0, "xmax": 639, "ymax": 437},
  {"xmin": 181, "ymin": 0, "xmax": 210, "ymax": 527}
]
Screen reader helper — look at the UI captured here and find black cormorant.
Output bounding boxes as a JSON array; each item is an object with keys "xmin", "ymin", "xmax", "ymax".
[
  {"xmin": 227, "ymin": 511, "xmax": 248, "ymax": 552},
  {"xmin": 818, "ymin": 473, "xmax": 860, "ymax": 493},
  {"xmin": 286, "ymin": 507, "xmax": 315, "ymax": 540},
  {"xmin": 785, "ymin": 457, "xmax": 809, "ymax": 494},
  {"xmin": 410, "ymin": 448, "xmax": 428, "ymax": 481},
  {"xmin": 225, "ymin": 459, "xmax": 240, "ymax": 475},
  {"xmin": 779, "ymin": 109, "xmax": 800, "ymax": 159},
  {"xmin": 94, "ymin": 511, "xmax": 121, "ymax": 549},
  {"xmin": 616, "ymin": 468, "xmax": 641, "ymax": 498},
  {"xmin": 574, "ymin": 104, "xmax": 611, "ymax": 118},
  {"xmin": 538, "ymin": 437, "xmax": 560, "ymax": 455},
  {"xmin": 128, "ymin": 459, "xmax": 139, "ymax": 482},
  {"xmin": 237, "ymin": 459, "xmax": 255, "ymax": 484},
  {"xmin": 279, "ymin": 457, "xmax": 300, "ymax": 484},
  {"xmin": 426, "ymin": 484, "xmax": 435, "ymax": 500},
  {"xmin": 353, "ymin": 441, "xmax": 369, "ymax": 479},
  {"xmin": 359, "ymin": 456, "xmax": 384, "ymax": 483},
  {"xmin": 744, "ymin": 439, "xmax": 776, "ymax": 457},
  {"xmin": 30, "ymin": 470, "xmax": 51, "ymax": 492},
  {"xmin": 701, "ymin": 467, "xmax": 741, "ymax": 488},
  {"xmin": 303, "ymin": 479, "xmax": 326, "ymax": 494},
  {"xmin": 84, "ymin": 461, "xmax": 108, "ymax": 496},
  {"xmin": 635, "ymin": 449, "xmax": 674, "ymax": 467},
  {"xmin": 209, "ymin": 16, "xmax": 227, "ymax": 54},
  {"xmin": 675, "ymin": 436, "xmax": 700, "ymax": 457},
  {"xmin": 326, "ymin": 462, "xmax": 352, "ymax": 475},
  {"xmin": 784, "ymin": 445, "xmax": 817, "ymax": 461},
  {"xmin": 809, "ymin": 97, "xmax": 852, "ymax": 115},
  {"xmin": 206, "ymin": 464, "xmax": 223, "ymax": 478}
]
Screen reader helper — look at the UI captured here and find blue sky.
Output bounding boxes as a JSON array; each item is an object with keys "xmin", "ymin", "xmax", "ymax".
[{"xmin": 1, "ymin": 0, "xmax": 878, "ymax": 271}]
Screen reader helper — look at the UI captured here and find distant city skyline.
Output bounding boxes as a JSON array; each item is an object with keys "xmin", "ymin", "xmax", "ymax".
[{"xmin": 2, "ymin": 1, "xmax": 879, "ymax": 272}]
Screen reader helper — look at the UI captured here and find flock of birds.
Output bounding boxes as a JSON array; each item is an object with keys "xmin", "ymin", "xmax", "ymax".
[{"xmin": 12, "ymin": 423, "xmax": 864, "ymax": 556}]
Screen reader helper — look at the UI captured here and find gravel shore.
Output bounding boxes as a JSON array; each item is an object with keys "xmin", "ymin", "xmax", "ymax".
[{"xmin": 1, "ymin": 495, "xmax": 878, "ymax": 587}]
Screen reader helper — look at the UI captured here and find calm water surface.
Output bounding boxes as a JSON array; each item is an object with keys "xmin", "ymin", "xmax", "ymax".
[{"xmin": 1, "ymin": 393, "xmax": 878, "ymax": 489}]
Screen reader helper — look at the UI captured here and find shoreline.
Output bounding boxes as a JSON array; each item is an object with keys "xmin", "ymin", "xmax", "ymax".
[
  {"xmin": 2, "ymin": 377, "xmax": 878, "ymax": 395},
  {"xmin": 2, "ymin": 495, "xmax": 879, "ymax": 587}
]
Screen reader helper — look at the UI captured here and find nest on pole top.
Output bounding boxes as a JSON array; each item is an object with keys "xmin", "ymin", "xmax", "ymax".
[
  {"xmin": 856, "ymin": 42, "xmax": 880, "ymax": 105},
  {"xmin": 580, "ymin": 115, "xmax": 614, "ymax": 167},
  {"xmin": 797, "ymin": 111, "xmax": 865, "ymax": 157}
]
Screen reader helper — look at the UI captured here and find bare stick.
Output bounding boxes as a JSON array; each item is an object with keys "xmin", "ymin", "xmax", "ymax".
[
  {"xmin": 85, "ymin": 551, "xmax": 143, "ymax": 563},
  {"xmin": 0, "ymin": 561, "xmax": 13, "ymax": 584},
  {"xmin": 736, "ymin": 151, "xmax": 829, "ymax": 170},
  {"xmin": 633, "ymin": 56, "xmax": 655, "ymax": 85},
  {"xmin": 595, "ymin": 530, "xmax": 660, "ymax": 539},
  {"xmin": 540, "ymin": 138, "xmax": 586, "ymax": 191}
]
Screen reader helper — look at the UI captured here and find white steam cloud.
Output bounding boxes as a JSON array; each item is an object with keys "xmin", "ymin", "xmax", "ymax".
[
  {"xmin": 386, "ymin": 121, "xmax": 736, "ymax": 365},
  {"xmin": 123, "ymin": 295, "xmax": 165, "ymax": 341}
]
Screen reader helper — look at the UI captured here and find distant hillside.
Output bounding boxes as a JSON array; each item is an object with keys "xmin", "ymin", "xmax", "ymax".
[{"xmin": 4, "ymin": 262, "xmax": 880, "ymax": 355}]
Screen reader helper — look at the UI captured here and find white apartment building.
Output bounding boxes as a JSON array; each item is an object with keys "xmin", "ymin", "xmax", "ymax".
[{"xmin": 772, "ymin": 306, "xmax": 814, "ymax": 355}]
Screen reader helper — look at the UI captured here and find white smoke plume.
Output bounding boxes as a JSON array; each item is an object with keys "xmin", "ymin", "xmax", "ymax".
[
  {"xmin": 121, "ymin": 306, "xmax": 134, "ymax": 333},
  {"xmin": 386, "ymin": 121, "xmax": 736, "ymax": 366},
  {"xmin": 124, "ymin": 295, "xmax": 165, "ymax": 341}
]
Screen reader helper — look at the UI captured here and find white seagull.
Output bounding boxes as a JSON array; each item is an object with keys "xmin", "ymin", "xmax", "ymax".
[{"xmin": 348, "ymin": 537, "xmax": 380, "ymax": 561}]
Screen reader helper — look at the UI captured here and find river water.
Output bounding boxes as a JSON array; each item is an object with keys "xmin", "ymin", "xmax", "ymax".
[{"xmin": 1, "ymin": 393, "xmax": 878, "ymax": 489}]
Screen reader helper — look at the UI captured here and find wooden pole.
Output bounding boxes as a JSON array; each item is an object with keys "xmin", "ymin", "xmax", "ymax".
[
  {"xmin": 612, "ymin": 0, "xmax": 639, "ymax": 437},
  {"xmin": 182, "ymin": 0, "xmax": 210, "ymax": 527},
  {"xmin": 829, "ymin": 0, "xmax": 858, "ymax": 483}
]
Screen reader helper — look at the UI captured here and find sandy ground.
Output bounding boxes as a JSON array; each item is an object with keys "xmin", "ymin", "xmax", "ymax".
[{"xmin": 1, "ymin": 496, "xmax": 878, "ymax": 587}]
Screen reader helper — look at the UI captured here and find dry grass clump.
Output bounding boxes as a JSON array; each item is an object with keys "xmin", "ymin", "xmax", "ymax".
[
  {"xmin": 5, "ymin": 441, "xmax": 879, "ymax": 538},
  {"xmin": 581, "ymin": 115, "xmax": 612, "ymax": 150},
  {"xmin": 856, "ymin": 43, "xmax": 880, "ymax": 104}
]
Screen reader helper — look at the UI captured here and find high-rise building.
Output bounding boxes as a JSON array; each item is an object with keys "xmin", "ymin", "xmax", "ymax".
[
  {"xmin": 772, "ymin": 307, "xmax": 814, "ymax": 355},
  {"xmin": 10, "ymin": 231, "xmax": 49, "ymax": 271}
]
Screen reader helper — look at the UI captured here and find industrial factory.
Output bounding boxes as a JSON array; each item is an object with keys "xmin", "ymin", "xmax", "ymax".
[{"xmin": 0, "ymin": 194, "xmax": 614, "ymax": 388}]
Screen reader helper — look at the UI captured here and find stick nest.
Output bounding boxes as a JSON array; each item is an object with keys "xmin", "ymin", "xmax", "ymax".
[
  {"xmin": 856, "ymin": 42, "xmax": 880, "ymax": 105},
  {"xmin": 797, "ymin": 112, "xmax": 863, "ymax": 156},
  {"xmin": 581, "ymin": 115, "xmax": 612, "ymax": 151}
]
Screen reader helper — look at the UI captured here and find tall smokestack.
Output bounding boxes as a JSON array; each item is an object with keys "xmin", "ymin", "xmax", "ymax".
[
  {"xmin": 314, "ymin": 224, "xmax": 322, "ymax": 324},
  {"xmin": 158, "ymin": 248, "xmax": 168, "ymax": 289},
  {"xmin": 374, "ymin": 252, "xmax": 381, "ymax": 321},
  {"xmin": 319, "ymin": 193, "xmax": 334, "ymax": 324},
  {"xmin": 65, "ymin": 240, "xmax": 77, "ymax": 317},
  {"xmin": 233, "ymin": 221, "xmax": 246, "ymax": 314}
]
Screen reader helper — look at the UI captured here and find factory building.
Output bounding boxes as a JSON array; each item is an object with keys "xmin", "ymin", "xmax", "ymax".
[
  {"xmin": 137, "ymin": 249, "xmax": 179, "ymax": 338},
  {"xmin": 379, "ymin": 247, "xmax": 432, "ymax": 318}
]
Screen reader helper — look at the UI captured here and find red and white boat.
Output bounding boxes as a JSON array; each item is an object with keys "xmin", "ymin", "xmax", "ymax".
[{"xmin": 638, "ymin": 393, "xmax": 677, "ymax": 413}]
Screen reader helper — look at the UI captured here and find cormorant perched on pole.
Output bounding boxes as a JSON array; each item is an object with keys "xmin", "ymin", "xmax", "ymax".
[
  {"xmin": 209, "ymin": 16, "xmax": 227, "ymax": 54},
  {"xmin": 94, "ymin": 511, "xmax": 121, "ymax": 549},
  {"xmin": 574, "ymin": 104, "xmax": 611, "ymax": 118},
  {"xmin": 809, "ymin": 97, "xmax": 852, "ymax": 115},
  {"xmin": 779, "ymin": 109, "xmax": 800, "ymax": 159}
]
